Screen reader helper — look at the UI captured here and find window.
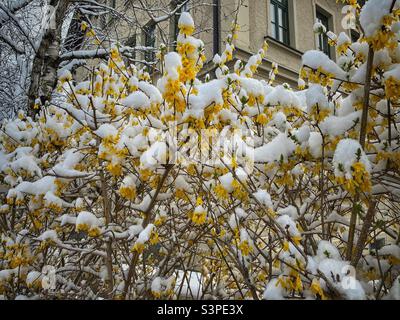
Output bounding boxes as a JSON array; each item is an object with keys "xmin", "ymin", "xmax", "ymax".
[
  {"xmin": 126, "ymin": 35, "xmax": 137, "ymax": 61},
  {"xmin": 358, "ymin": 0, "xmax": 366, "ymax": 7},
  {"xmin": 173, "ymin": 0, "xmax": 190, "ymax": 44},
  {"xmin": 144, "ymin": 23, "xmax": 156, "ymax": 62},
  {"xmin": 351, "ymin": 30, "xmax": 360, "ymax": 43},
  {"xmin": 213, "ymin": 0, "xmax": 220, "ymax": 55},
  {"xmin": 316, "ymin": 10, "xmax": 330, "ymax": 58},
  {"xmin": 270, "ymin": 0, "xmax": 290, "ymax": 45}
]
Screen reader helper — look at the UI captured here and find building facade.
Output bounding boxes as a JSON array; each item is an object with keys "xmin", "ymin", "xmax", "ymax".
[
  {"xmin": 232, "ymin": 0, "xmax": 352, "ymax": 86},
  {"xmin": 99, "ymin": 0, "xmax": 353, "ymax": 86}
]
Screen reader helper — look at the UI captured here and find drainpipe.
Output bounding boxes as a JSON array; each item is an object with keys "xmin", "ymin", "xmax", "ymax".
[{"xmin": 213, "ymin": 0, "xmax": 220, "ymax": 55}]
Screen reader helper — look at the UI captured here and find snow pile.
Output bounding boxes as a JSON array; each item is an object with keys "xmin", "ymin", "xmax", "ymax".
[
  {"xmin": 175, "ymin": 270, "xmax": 203, "ymax": 299},
  {"xmin": 277, "ymin": 205, "xmax": 298, "ymax": 220},
  {"xmin": 218, "ymin": 170, "xmax": 246, "ymax": 193},
  {"xmin": 320, "ymin": 111, "xmax": 361, "ymax": 137},
  {"xmin": 254, "ymin": 133, "xmax": 296, "ymax": 163},
  {"xmin": 263, "ymin": 278, "xmax": 284, "ymax": 300},
  {"xmin": 188, "ymin": 79, "xmax": 226, "ymax": 111},
  {"xmin": 333, "ymin": 139, "xmax": 371, "ymax": 178},
  {"xmin": 316, "ymin": 240, "xmax": 341, "ymax": 261},
  {"xmin": 178, "ymin": 12, "xmax": 194, "ymax": 30},
  {"xmin": 37, "ymin": 230, "xmax": 58, "ymax": 242},
  {"xmin": 161, "ymin": 52, "xmax": 182, "ymax": 81},
  {"xmin": 228, "ymin": 208, "xmax": 247, "ymax": 230},
  {"xmin": 276, "ymin": 215, "xmax": 301, "ymax": 238},
  {"xmin": 302, "ymin": 50, "xmax": 346, "ymax": 79},
  {"xmin": 76, "ymin": 211, "xmax": 102, "ymax": 236},
  {"xmin": 121, "ymin": 91, "xmax": 151, "ymax": 110},
  {"xmin": 383, "ymin": 64, "xmax": 400, "ymax": 81},
  {"xmin": 7, "ymin": 176, "xmax": 57, "ymax": 200},
  {"xmin": 308, "ymin": 132, "xmax": 323, "ymax": 158},
  {"xmin": 140, "ymin": 141, "xmax": 168, "ymax": 168},
  {"xmin": 318, "ymin": 258, "xmax": 365, "ymax": 300},
  {"xmin": 97, "ymin": 122, "xmax": 118, "ymax": 137},
  {"xmin": 133, "ymin": 224, "xmax": 155, "ymax": 249},
  {"xmin": 253, "ymin": 189, "xmax": 273, "ymax": 208},
  {"xmin": 360, "ymin": 0, "xmax": 395, "ymax": 37},
  {"xmin": 264, "ymin": 85, "xmax": 302, "ymax": 107},
  {"xmin": 337, "ymin": 32, "xmax": 351, "ymax": 47},
  {"xmin": 306, "ymin": 84, "xmax": 329, "ymax": 112},
  {"xmin": 50, "ymin": 149, "xmax": 89, "ymax": 178}
]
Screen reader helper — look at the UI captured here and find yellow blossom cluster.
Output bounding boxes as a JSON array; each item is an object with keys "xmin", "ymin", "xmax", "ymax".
[
  {"xmin": 1, "ymin": 5, "xmax": 400, "ymax": 301},
  {"xmin": 300, "ymin": 67, "xmax": 334, "ymax": 87},
  {"xmin": 336, "ymin": 161, "xmax": 372, "ymax": 195}
]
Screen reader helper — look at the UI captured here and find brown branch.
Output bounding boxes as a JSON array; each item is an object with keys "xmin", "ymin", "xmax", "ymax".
[
  {"xmin": 351, "ymin": 199, "xmax": 377, "ymax": 267},
  {"xmin": 122, "ymin": 163, "xmax": 174, "ymax": 299},
  {"xmin": 346, "ymin": 45, "xmax": 375, "ymax": 261}
]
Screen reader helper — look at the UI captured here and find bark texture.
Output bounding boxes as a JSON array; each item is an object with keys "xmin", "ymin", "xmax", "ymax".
[{"xmin": 27, "ymin": 0, "xmax": 71, "ymax": 114}]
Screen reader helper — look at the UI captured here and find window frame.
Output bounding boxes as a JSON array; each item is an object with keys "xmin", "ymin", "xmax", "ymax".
[
  {"xmin": 144, "ymin": 23, "xmax": 156, "ymax": 62},
  {"xmin": 316, "ymin": 9, "xmax": 331, "ymax": 58},
  {"xmin": 173, "ymin": 0, "xmax": 190, "ymax": 44},
  {"xmin": 269, "ymin": 0, "xmax": 290, "ymax": 46}
]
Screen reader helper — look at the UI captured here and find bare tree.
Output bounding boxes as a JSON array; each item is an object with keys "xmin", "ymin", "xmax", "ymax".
[{"xmin": 1, "ymin": 0, "xmax": 224, "ymax": 119}]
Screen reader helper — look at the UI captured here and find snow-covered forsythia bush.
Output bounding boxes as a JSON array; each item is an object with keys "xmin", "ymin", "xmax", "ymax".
[{"xmin": 1, "ymin": 1, "xmax": 400, "ymax": 300}]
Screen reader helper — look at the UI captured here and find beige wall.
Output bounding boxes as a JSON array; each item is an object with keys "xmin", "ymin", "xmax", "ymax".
[
  {"xmin": 87, "ymin": 0, "xmax": 348, "ymax": 85},
  {"xmin": 224, "ymin": 0, "xmax": 349, "ymax": 85}
]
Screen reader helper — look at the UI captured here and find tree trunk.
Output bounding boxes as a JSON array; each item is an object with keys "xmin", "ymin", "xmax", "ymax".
[
  {"xmin": 27, "ymin": 0, "xmax": 71, "ymax": 115},
  {"xmin": 346, "ymin": 46, "xmax": 374, "ymax": 261},
  {"xmin": 0, "ymin": 0, "xmax": 33, "ymax": 27},
  {"xmin": 351, "ymin": 199, "xmax": 377, "ymax": 267}
]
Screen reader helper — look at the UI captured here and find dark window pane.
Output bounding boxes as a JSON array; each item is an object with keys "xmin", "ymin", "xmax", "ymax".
[
  {"xmin": 126, "ymin": 35, "xmax": 137, "ymax": 61},
  {"xmin": 351, "ymin": 30, "xmax": 359, "ymax": 42},
  {"xmin": 144, "ymin": 24, "xmax": 156, "ymax": 62},
  {"xmin": 316, "ymin": 10, "xmax": 330, "ymax": 58},
  {"xmin": 173, "ymin": 1, "xmax": 190, "ymax": 46},
  {"xmin": 270, "ymin": 3, "xmax": 275, "ymax": 22},
  {"xmin": 271, "ymin": 22, "xmax": 276, "ymax": 37},
  {"xmin": 278, "ymin": 8, "xmax": 283, "ymax": 26},
  {"xmin": 270, "ymin": 0, "xmax": 289, "ymax": 45}
]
